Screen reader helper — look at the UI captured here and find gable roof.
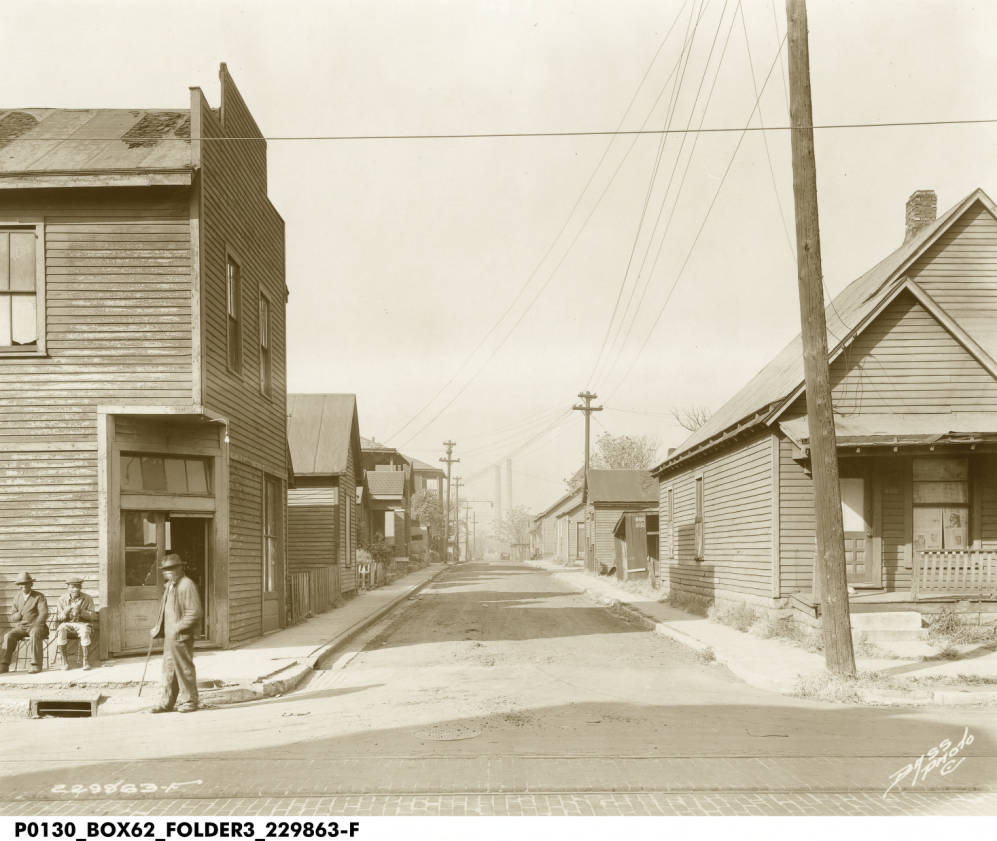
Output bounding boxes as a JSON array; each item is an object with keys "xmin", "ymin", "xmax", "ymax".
[
  {"xmin": 287, "ymin": 394, "xmax": 361, "ymax": 478},
  {"xmin": 0, "ymin": 109, "xmax": 192, "ymax": 182},
  {"xmin": 587, "ymin": 469, "xmax": 658, "ymax": 504},
  {"xmin": 365, "ymin": 470, "xmax": 406, "ymax": 499},
  {"xmin": 654, "ymin": 188, "xmax": 997, "ymax": 474},
  {"xmin": 536, "ymin": 488, "xmax": 580, "ymax": 521}
]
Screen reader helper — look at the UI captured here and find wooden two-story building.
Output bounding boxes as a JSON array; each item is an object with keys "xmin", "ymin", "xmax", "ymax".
[
  {"xmin": 0, "ymin": 64, "xmax": 288, "ymax": 655},
  {"xmin": 652, "ymin": 189, "xmax": 997, "ymax": 615}
]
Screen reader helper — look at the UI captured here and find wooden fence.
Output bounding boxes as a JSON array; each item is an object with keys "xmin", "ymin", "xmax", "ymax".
[
  {"xmin": 912, "ymin": 550, "xmax": 997, "ymax": 599},
  {"xmin": 287, "ymin": 566, "xmax": 340, "ymax": 625}
]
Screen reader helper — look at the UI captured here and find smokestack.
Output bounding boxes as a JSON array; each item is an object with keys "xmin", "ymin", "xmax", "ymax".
[
  {"xmin": 494, "ymin": 464, "xmax": 502, "ymax": 526},
  {"xmin": 904, "ymin": 189, "xmax": 937, "ymax": 243},
  {"xmin": 505, "ymin": 458, "xmax": 513, "ymax": 511}
]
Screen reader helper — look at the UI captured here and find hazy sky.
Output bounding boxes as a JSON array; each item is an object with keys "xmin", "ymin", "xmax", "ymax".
[{"xmin": 9, "ymin": 0, "xmax": 997, "ymax": 523}]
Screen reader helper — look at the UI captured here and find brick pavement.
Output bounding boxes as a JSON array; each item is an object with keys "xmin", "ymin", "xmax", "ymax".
[{"xmin": 4, "ymin": 790, "xmax": 997, "ymax": 816}]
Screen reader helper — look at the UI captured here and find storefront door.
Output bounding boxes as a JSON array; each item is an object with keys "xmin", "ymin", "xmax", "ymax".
[
  {"xmin": 840, "ymin": 469, "xmax": 876, "ymax": 587},
  {"xmin": 120, "ymin": 511, "xmax": 211, "ymax": 652}
]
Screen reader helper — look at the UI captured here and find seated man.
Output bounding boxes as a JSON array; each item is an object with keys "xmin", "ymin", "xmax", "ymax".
[
  {"xmin": 54, "ymin": 576, "xmax": 96, "ymax": 670},
  {"xmin": 0, "ymin": 572, "xmax": 48, "ymax": 674}
]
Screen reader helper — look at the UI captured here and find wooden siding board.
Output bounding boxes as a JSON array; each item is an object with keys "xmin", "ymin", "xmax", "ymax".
[
  {"xmin": 0, "ymin": 189, "xmax": 196, "ymax": 627},
  {"xmin": 658, "ymin": 434, "xmax": 774, "ymax": 601}
]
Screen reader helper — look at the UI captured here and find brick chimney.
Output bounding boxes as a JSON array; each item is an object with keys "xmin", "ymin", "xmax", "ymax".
[{"xmin": 904, "ymin": 189, "xmax": 937, "ymax": 242}]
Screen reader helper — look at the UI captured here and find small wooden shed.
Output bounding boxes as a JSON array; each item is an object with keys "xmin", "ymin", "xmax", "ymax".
[{"xmin": 612, "ymin": 511, "xmax": 660, "ymax": 582}]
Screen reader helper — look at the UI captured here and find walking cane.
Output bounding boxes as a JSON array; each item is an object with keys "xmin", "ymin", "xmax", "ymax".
[{"xmin": 137, "ymin": 635, "xmax": 154, "ymax": 697}]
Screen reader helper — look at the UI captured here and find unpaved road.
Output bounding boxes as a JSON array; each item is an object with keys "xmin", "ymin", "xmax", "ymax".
[{"xmin": 1, "ymin": 561, "xmax": 995, "ymax": 815}]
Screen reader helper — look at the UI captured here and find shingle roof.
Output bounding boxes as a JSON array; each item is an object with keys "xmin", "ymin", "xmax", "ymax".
[
  {"xmin": 287, "ymin": 394, "xmax": 359, "ymax": 477},
  {"xmin": 0, "ymin": 109, "xmax": 192, "ymax": 174},
  {"xmin": 657, "ymin": 188, "xmax": 997, "ymax": 470},
  {"xmin": 365, "ymin": 470, "xmax": 406, "ymax": 498},
  {"xmin": 586, "ymin": 470, "xmax": 658, "ymax": 504}
]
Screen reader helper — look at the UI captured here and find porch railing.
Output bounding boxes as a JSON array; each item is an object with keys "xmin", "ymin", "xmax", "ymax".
[{"xmin": 912, "ymin": 550, "xmax": 997, "ymax": 599}]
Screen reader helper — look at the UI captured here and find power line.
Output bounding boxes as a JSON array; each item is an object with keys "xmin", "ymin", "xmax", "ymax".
[
  {"xmin": 385, "ymin": 0, "xmax": 695, "ymax": 447},
  {"xmin": 606, "ymin": 30, "xmax": 789, "ymax": 400},
  {"xmin": 587, "ymin": 0, "xmax": 712, "ymax": 387},
  {"xmin": 44, "ymin": 116, "xmax": 997, "ymax": 143},
  {"xmin": 591, "ymin": 0, "xmax": 737, "ymax": 386}
]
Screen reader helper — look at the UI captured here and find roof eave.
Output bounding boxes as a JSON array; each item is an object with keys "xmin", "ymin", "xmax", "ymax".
[{"xmin": 0, "ymin": 167, "xmax": 194, "ymax": 189}]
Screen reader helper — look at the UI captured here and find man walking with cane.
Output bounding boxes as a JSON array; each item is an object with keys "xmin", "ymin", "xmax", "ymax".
[{"xmin": 149, "ymin": 553, "xmax": 202, "ymax": 714}]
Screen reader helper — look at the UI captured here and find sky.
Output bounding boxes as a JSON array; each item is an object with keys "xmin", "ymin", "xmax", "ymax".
[{"xmin": 6, "ymin": 0, "xmax": 997, "ymax": 527}]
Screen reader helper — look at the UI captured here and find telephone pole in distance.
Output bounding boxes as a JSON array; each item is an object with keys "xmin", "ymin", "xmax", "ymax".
[
  {"xmin": 440, "ymin": 441, "xmax": 459, "ymax": 564},
  {"xmin": 453, "ymin": 476, "xmax": 463, "ymax": 562}
]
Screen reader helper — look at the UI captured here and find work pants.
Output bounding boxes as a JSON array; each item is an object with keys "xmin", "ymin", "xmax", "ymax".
[
  {"xmin": 1, "ymin": 626, "xmax": 46, "ymax": 668},
  {"xmin": 160, "ymin": 634, "xmax": 197, "ymax": 710}
]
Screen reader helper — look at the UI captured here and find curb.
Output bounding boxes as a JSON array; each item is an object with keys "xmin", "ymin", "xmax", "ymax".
[
  {"xmin": 529, "ymin": 560, "xmax": 997, "ymax": 707},
  {"xmin": 201, "ymin": 564, "xmax": 450, "ymax": 708},
  {"xmin": 0, "ymin": 565, "xmax": 450, "ymax": 718}
]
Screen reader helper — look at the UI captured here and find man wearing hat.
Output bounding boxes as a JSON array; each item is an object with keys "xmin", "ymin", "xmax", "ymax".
[
  {"xmin": 54, "ymin": 577, "xmax": 97, "ymax": 670},
  {"xmin": 0, "ymin": 572, "xmax": 49, "ymax": 673},
  {"xmin": 149, "ymin": 553, "xmax": 202, "ymax": 713}
]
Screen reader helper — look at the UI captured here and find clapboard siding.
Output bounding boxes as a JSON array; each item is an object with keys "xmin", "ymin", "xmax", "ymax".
[
  {"xmin": 593, "ymin": 504, "xmax": 650, "ymax": 569},
  {"xmin": 228, "ymin": 459, "xmax": 263, "ymax": 643},
  {"xmin": 910, "ymin": 202, "xmax": 997, "ymax": 334},
  {"xmin": 197, "ymin": 71, "xmax": 287, "ymax": 637},
  {"xmin": 658, "ymin": 434, "xmax": 773, "ymax": 601},
  {"xmin": 198, "ymin": 72, "xmax": 286, "ymax": 477},
  {"xmin": 981, "ymin": 456, "xmax": 997, "ymax": 552},
  {"xmin": 881, "ymin": 459, "xmax": 909, "ymax": 590},
  {"xmin": 779, "ymin": 436, "xmax": 815, "ymax": 594},
  {"xmin": 339, "ymin": 444, "xmax": 357, "ymax": 594},
  {"xmin": 0, "ymin": 188, "xmax": 193, "ymax": 622},
  {"xmin": 287, "ymin": 498, "xmax": 336, "ymax": 568}
]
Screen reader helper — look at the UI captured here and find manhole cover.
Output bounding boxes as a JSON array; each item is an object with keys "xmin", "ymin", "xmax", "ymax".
[{"xmin": 414, "ymin": 723, "xmax": 482, "ymax": 741}]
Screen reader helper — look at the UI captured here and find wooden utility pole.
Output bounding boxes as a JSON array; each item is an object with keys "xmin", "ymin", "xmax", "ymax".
[
  {"xmin": 454, "ymin": 477, "xmax": 463, "ymax": 562},
  {"xmin": 440, "ymin": 441, "xmax": 459, "ymax": 563},
  {"xmin": 573, "ymin": 390, "xmax": 603, "ymax": 570},
  {"xmin": 463, "ymin": 502, "xmax": 471, "ymax": 563},
  {"xmin": 785, "ymin": 0, "xmax": 855, "ymax": 676}
]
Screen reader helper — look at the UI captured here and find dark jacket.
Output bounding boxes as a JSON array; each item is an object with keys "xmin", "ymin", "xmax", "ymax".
[
  {"xmin": 11, "ymin": 589, "xmax": 49, "ymax": 636},
  {"xmin": 151, "ymin": 576, "xmax": 202, "ymax": 643}
]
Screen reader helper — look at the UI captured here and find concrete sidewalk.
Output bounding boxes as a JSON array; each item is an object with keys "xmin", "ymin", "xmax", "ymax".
[
  {"xmin": 529, "ymin": 558, "xmax": 997, "ymax": 707},
  {"xmin": 0, "ymin": 562, "xmax": 446, "ymax": 717}
]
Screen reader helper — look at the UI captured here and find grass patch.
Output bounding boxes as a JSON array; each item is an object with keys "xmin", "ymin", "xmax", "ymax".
[
  {"xmin": 794, "ymin": 672, "xmax": 864, "ymax": 704},
  {"xmin": 708, "ymin": 601, "xmax": 759, "ymax": 633},
  {"xmin": 696, "ymin": 646, "xmax": 716, "ymax": 665},
  {"xmin": 667, "ymin": 590, "xmax": 710, "ymax": 617},
  {"xmin": 928, "ymin": 606, "xmax": 997, "ymax": 646}
]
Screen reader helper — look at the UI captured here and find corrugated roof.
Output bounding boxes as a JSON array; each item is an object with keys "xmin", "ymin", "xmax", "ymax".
[
  {"xmin": 659, "ymin": 189, "xmax": 997, "ymax": 469},
  {"xmin": 587, "ymin": 469, "xmax": 657, "ymax": 504},
  {"xmin": 365, "ymin": 470, "xmax": 406, "ymax": 498},
  {"xmin": 287, "ymin": 394, "xmax": 358, "ymax": 476},
  {"xmin": 0, "ymin": 109, "xmax": 192, "ymax": 174}
]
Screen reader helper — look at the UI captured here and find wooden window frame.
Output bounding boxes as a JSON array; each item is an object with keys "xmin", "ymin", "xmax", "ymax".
[
  {"xmin": 226, "ymin": 249, "xmax": 243, "ymax": 375},
  {"xmin": 258, "ymin": 290, "xmax": 272, "ymax": 397},
  {"xmin": 0, "ymin": 221, "xmax": 46, "ymax": 356},
  {"xmin": 694, "ymin": 473, "xmax": 705, "ymax": 561},
  {"xmin": 262, "ymin": 474, "xmax": 279, "ymax": 594}
]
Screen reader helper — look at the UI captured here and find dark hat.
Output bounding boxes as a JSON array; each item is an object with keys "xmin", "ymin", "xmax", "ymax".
[
  {"xmin": 66, "ymin": 576, "xmax": 84, "ymax": 586},
  {"xmin": 14, "ymin": 571, "xmax": 33, "ymax": 585},
  {"xmin": 160, "ymin": 554, "xmax": 184, "ymax": 570}
]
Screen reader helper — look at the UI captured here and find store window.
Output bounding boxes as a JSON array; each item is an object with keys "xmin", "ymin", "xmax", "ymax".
[
  {"xmin": 121, "ymin": 454, "xmax": 211, "ymax": 495},
  {"xmin": 913, "ymin": 457, "xmax": 969, "ymax": 552}
]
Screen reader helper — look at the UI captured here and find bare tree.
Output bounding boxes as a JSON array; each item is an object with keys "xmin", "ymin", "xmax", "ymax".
[
  {"xmin": 564, "ymin": 432, "xmax": 660, "ymax": 492},
  {"xmin": 670, "ymin": 404, "xmax": 711, "ymax": 432},
  {"xmin": 498, "ymin": 505, "xmax": 533, "ymax": 546}
]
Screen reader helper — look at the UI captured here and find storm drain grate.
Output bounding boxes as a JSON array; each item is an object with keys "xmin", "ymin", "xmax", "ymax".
[
  {"xmin": 414, "ymin": 723, "xmax": 482, "ymax": 742},
  {"xmin": 30, "ymin": 698, "xmax": 98, "ymax": 718}
]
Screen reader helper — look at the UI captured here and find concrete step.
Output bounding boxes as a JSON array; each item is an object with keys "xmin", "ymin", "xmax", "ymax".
[{"xmin": 850, "ymin": 611, "xmax": 923, "ymax": 631}]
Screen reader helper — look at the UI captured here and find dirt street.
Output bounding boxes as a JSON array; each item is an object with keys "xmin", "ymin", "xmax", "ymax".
[{"xmin": 2, "ymin": 561, "xmax": 995, "ymax": 815}]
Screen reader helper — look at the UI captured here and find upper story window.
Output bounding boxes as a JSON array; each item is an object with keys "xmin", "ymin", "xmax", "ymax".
[
  {"xmin": 0, "ymin": 226, "xmax": 43, "ymax": 353},
  {"xmin": 258, "ymin": 292, "xmax": 272, "ymax": 396},
  {"xmin": 694, "ymin": 475, "xmax": 705, "ymax": 560},
  {"xmin": 226, "ymin": 255, "xmax": 242, "ymax": 373}
]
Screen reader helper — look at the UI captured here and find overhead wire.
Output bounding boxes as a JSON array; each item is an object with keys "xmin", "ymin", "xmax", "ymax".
[
  {"xmin": 585, "ymin": 0, "xmax": 708, "ymax": 387},
  {"xmin": 382, "ymin": 0, "xmax": 694, "ymax": 445},
  {"xmin": 605, "ymin": 29, "xmax": 790, "ymax": 400},
  {"xmin": 592, "ymin": 0, "xmax": 738, "ymax": 386}
]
